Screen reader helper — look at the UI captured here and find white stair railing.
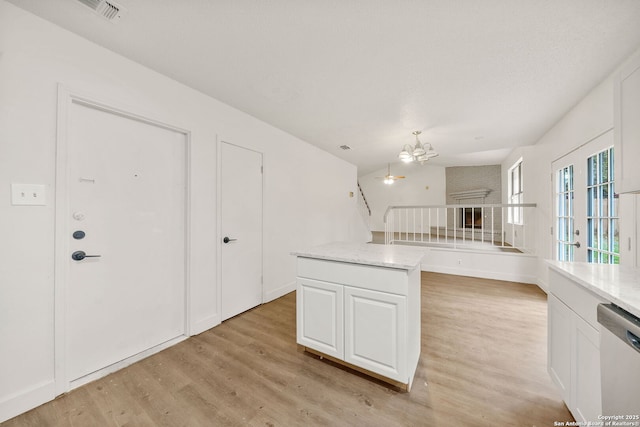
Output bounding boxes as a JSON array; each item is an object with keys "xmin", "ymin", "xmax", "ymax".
[{"xmin": 383, "ymin": 203, "xmax": 537, "ymax": 253}]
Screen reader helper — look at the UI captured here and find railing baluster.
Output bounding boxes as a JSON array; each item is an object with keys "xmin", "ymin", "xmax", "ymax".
[
  {"xmin": 384, "ymin": 211, "xmax": 387, "ymax": 244},
  {"xmin": 436, "ymin": 208, "xmax": 448, "ymax": 243},
  {"xmin": 472, "ymin": 206, "xmax": 476, "ymax": 244},
  {"xmin": 413, "ymin": 209, "xmax": 416, "ymax": 242},
  {"xmin": 405, "ymin": 208, "xmax": 408, "ymax": 242},
  {"xmin": 512, "ymin": 212, "xmax": 515, "ymax": 250},
  {"xmin": 500, "ymin": 208, "xmax": 505, "ymax": 248},
  {"xmin": 453, "ymin": 208, "xmax": 464, "ymax": 248},
  {"xmin": 386, "ymin": 212, "xmax": 389, "ymax": 244},
  {"xmin": 385, "ymin": 210, "xmax": 389, "ymax": 244},
  {"xmin": 491, "ymin": 206, "xmax": 495, "ymax": 247},
  {"xmin": 390, "ymin": 209, "xmax": 393, "ymax": 244},
  {"xmin": 480, "ymin": 207, "xmax": 484, "ymax": 244},
  {"xmin": 428, "ymin": 208, "xmax": 432, "ymax": 243},
  {"xmin": 393, "ymin": 210, "xmax": 396, "ymax": 244},
  {"xmin": 524, "ymin": 210, "xmax": 528, "ymax": 252}
]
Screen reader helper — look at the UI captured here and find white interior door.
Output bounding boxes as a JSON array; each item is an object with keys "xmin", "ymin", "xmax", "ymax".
[
  {"xmin": 65, "ymin": 100, "xmax": 187, "ymax": 384},
  {"xmin": 220, "ymin": 142, "xmax": 263, "ymax": 321}
]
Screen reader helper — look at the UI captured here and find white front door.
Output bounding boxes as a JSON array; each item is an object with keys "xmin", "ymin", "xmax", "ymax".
[
  {"xmin": 63, "ymin": 99, "xmax": 187, "ymax": 385},
  {"xmin": 220, "ymin": 141, "xmax": 263, "ymax": 320}
]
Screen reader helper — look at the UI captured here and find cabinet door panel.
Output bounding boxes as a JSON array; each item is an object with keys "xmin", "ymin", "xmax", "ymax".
[
  {"xmin": 573, "ymin": 318, "xmax": 601, "ymax": 423},
  {"xmin": 548, "ymin": 294, "xmax": 573, "ymax": 405},
  {"xmin": 344, "ymin": 287, "xmax": 406, "ymax": 381},
  {"xmin": 297, "ymin": 279, "xmax": 343, "ymax": 359}
]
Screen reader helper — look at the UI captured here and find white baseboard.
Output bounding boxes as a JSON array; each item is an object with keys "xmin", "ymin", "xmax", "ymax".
[
  {"xmin": 536, "ymin": 277, "xmax": 549, "ymax": 294},
  {"xmin": 264, "ymin": 280, "xmax": 295, "ymax": 303},
  {"xmin": 68, "ymin": 335, "xmax": 188, "ymax": 391},
  {"xmin": 191, "ymin": 313, "xmax": 221, "ymax": 336},
  {"xmin": 0, "ymin": 380, "xmax": 55, "ymax": 423}
]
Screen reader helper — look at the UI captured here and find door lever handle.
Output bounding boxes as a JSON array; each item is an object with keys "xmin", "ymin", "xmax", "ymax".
[
  {"xmin": 223, "ymin": 236, "xmax": 237, "ymax": 244},
  {"xmin": 71, "ymin": 250, "xmax": 102, "ymax": 261},
  {"xmin": 568, "ymin": 241, "xmax": 581, "ymax": 248}
]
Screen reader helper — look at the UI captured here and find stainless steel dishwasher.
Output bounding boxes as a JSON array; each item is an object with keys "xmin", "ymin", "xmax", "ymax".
[{"xmin": 597, "ymin": 303, "xmax": 640, "ymax": 415}]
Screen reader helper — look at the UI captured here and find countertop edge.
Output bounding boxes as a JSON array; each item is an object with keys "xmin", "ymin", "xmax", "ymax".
[
  {"xmin": 292, "ymin": 253, "xmax": 421, "ymax": 270},
  {"xmin": 291, "ymin": 243, "xmax": 424, "ymax": 271},
  {"xmin": 546, "ymin": 260, "xmax": 640, "ymax": 319}
]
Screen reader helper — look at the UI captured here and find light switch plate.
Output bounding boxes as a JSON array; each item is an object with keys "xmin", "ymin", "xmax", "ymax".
[{"xmin": 11, "ymin": 183, "xmax": 46, "ymax": 206}]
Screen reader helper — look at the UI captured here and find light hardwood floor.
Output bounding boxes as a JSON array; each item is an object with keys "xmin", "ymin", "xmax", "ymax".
[{"xmin": 4, "ymin": 272, "xmax": 572, "ymax": 426}]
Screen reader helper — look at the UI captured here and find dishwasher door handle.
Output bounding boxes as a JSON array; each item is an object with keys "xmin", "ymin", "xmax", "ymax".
[
  {"xmin": 598, "ymin": 303, "xmax": 640, "ymax": 354},
  {"xmin": 627, "ymin": 331, "xmax": 640, "ymax": 352}
]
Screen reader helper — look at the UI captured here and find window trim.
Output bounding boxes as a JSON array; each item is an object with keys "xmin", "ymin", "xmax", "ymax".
[{"xmin": 508, "ymin": 158, "xmax": 523, "ymax": 225}]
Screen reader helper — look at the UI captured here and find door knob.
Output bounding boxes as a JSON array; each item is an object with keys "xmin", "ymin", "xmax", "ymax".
[
  {"xmin": 223, "ymin": 236, "xmax": 237, "ymax": 244},
  {"xmin": 71, "ymin": 250, "xmax": 102, "ymax": 261}
]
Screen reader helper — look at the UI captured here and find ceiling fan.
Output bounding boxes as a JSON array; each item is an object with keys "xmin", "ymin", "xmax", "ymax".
[{"xmin": 376, "ymin": 163, "xmax": 405, "ymax": 185}]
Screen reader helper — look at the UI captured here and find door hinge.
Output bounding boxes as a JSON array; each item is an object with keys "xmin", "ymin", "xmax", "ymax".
[
  {"xmin": 260, "ymin": 165, "xmax": 263, "ymax": 174},
  {"xmin": 261, "ymin": 275, "xmax": 263, "ymax": 285}
]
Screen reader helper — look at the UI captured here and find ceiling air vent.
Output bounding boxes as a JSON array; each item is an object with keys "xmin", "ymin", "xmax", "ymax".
[
  {"xmin": 339, "ymin": 145, "xmax": 352, "ymax": 151},
  {"xmin": 76, "ymin": 0, "xmax": 127, "ymax": 22}
]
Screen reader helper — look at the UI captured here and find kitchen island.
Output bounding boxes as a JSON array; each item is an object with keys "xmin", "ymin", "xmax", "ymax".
[{"xmin": 291, "ymin": 242, "xmax": 424, "ymax": 391}]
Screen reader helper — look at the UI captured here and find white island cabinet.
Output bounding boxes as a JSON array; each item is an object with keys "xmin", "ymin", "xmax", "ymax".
[{"xmin": 292, "ymin": 243, "xmax": 424, "ymax": 391}]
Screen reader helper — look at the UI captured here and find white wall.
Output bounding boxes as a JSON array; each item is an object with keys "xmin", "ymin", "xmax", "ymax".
[
  {"xmin": 505, "ymin": 46, "xmax": 640, "ymax": 291},
  {"xmin": 358, "ymin": 162, "xmax": 446, "ymax": 231},
  {"xmin": 421, "ymin": 248, "xmax": 538, "ymax": 284},
  {"xmin": 0, "ymin": 1, "xmax": 367, "ymax": 421}
]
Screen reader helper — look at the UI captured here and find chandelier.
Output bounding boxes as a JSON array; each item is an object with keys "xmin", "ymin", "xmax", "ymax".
[{"xmin": 398, "ymin": 131, "xmax": 438, "ymax": 164}]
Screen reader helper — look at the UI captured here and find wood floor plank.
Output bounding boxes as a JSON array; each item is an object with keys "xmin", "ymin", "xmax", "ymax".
[{"xmin": 3, "ymin": 272, "xmax": 573, "ymax": 426}]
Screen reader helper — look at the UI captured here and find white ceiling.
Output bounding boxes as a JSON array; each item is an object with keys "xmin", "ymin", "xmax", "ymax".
[{"xmin": 9, "ymin": 0, "xmax": 640, "ymax": 175}]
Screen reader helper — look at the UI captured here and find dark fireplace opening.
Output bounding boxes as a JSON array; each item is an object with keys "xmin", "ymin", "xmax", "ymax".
[{"xmin": 461, "ymin": 208, "xmax": 483, "ymax": 229}]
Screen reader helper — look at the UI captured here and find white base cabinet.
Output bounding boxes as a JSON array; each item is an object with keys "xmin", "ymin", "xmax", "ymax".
[
  {"xmin": 548, "ymin": 268, "xmax": 606, "ymax": 423},
  {"xmin": 296, "ymin": 257, "xmax": 420, "ymax": 390}
]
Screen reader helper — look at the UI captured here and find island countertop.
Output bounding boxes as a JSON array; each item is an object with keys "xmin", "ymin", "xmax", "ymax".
[
  {"xmin": 291, "ymin": 242, "xmax": 424, "ymax": 270},
  {"xmin": 547, "ymin": 260, "xmax": 640, "ymax": 318}
]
